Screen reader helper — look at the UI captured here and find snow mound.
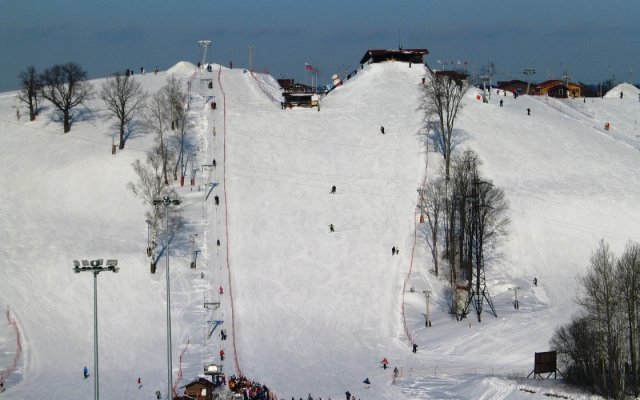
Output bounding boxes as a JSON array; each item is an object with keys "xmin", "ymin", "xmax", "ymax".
[
  {"xmin": 167, "ymin": 61, "xmax": 197, "ymax": 76},
  {"xmin": 604, "ymin": 82, "xmax": 639, "ymax": 98}
]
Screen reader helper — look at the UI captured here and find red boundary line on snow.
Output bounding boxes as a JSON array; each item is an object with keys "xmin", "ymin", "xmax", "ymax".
[
  {"xmin": 401, "ymin": 145, "xmax": 429, "ymax": 348},
  {"xmin": 172, "ymin": 338, "xmax": 190, "ymax": 396},
  {"xmin": 217, "ymin": 66, "xmax": 243, "ymax": 378},
  {"xmin": 0, "ymin": 308, "xmax": 23, "ymax": 385}
]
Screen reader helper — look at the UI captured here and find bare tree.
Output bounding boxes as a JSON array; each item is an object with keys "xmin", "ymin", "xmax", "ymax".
[
  {"xmin": 552, "ymin": 241, "xmax": 640, "ymax": 397},
  {"xmin": 163, "ymin": 75, "xmax": 185, "ymax": 131},
  {"xmin": 173, "ymin": 106, "xmax": 192, "ymax": 181},
  {"xmin": 127, "ymin": 148, "xmax": 183, "ymax": 267},
  {"xmin": 419, "ymin": 177, "xmax": 446, "ymax": 277},
  {"xmin": 146, "ymin": 91, "xmax": 171, "ymax": 185},
  {"xmin": 551, "ymin": 314, "xmax": 601, "ymax": 386},
  {"xmin": 438, "ymin": 151, "xmax": 509, "ymax": 289},
  {"xmin": 17, "ymin": 66, "xmax": 41, "ymax": 121},
  {"xmin": 421, "ymin": 72, "xmax": 469, "ymax": 180},
  {"xmin": 578, "ymin": 240, "xmax": 626, "ymax": 399},
  {"xmin": 127, "ymin": 147, "xmax": 166, "ymax": 210},
  {"xmin": 616, "ymin": 241, "xmax": 640, "ymax": 396},
  {"xmin": 100, "ymin": 73, "xmax": 147, "ymax": 149},
  {"xmin": 39, "ymin": 62, "xmax": 93, "ymax": 133}
]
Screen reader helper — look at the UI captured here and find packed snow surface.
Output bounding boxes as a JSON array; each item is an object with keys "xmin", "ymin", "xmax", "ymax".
[{"xmin": 1, "ymin": 60, "xmax": 639, "ymax": 399}]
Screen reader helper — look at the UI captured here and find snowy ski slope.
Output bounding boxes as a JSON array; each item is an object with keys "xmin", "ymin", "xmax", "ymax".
[{"xmin": 1, "ymin": 60, "xmax": 639, "ymax": 399}]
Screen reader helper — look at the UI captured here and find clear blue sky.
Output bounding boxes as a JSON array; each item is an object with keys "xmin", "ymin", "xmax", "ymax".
[{"xmin": 1, "ymin": 1, "xmax": 639, "ymax": 92}]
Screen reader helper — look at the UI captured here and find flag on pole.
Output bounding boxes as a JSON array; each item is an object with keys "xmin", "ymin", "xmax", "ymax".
[{"xmin": 305, "ymin": 63, "xmax": 314, "ymax": 71}]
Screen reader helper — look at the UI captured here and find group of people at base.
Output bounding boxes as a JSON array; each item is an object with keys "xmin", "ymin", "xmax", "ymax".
[{"xmin": 228, "ymin": 375, "xmax": 272, "ymax": 400}]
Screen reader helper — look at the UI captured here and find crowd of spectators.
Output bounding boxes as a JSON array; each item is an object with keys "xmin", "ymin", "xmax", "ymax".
[{"xmin": 228, "ymin": 375, "xmax": 274, "ymax": 400}]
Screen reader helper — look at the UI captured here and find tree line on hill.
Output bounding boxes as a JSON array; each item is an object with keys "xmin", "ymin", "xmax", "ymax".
[
  {"xmin": 16, "ymin": 62, "xmax": 146, "ymax": 143},
  {"xmin": 419, "ymin": 70, "xmax": 510, "ymax": 318},
  {"xmin": 552, "ymin": 240, "xmax": 640, "ymax": 399},
  {"xmin": 17, "ymin": 63, "xmax": 191, "ymax": 270}
]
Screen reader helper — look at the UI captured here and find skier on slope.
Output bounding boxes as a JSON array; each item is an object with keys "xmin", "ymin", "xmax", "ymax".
[
  {"xmin": 83, "ymin": 366, "xmax": 89, "ymax": 378},
  {"xmin": 219, "ymin": 349, "xmax": 225, "ymax": 361}
]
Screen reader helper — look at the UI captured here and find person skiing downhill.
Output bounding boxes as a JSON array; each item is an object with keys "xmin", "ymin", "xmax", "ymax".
[
  {"xmin": 219, "ymin": 349, "xmax": 225, "ymax": 361},
  {"xmin": 331, "ymin": 185, "xmax": 336, "ymax": 194},
  {"xmin": 83, "ymin": 366, "xmax": 89, "ymax": 378},
  {"xmin": 380, "ymin": 126, "xmax": 385, "ymax": 134},
  {"xmin": 329, "ymin": 224, "xmax": 335, "ymax": 233}
]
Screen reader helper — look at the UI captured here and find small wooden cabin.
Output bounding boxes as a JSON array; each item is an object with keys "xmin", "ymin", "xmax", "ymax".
[
  {"xmin": 183, "ymin": 378, "xmax": 216, "ymax": 400},
  {"xmin": 537, "ymin": 80, "xmax": 583, "ymax": 98}
]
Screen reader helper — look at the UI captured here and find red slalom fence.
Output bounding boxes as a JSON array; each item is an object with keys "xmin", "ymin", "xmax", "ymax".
[
  {"xmin": 217, "ymin": 66, "xmax": 243, "ymax": 378},
  {"xmin": 172, "ymin": 338, "xmax": 190, "ymax": 396},
  {"xmin": 401, "ymin": 144, "xmax": 430, "ymax": 348}
]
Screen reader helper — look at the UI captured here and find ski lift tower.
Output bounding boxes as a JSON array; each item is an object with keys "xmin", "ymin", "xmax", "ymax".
[
  {"xmin": 480, "ymin": 75, "xmax": 490, "ymax": 102},
  {"xmin": 462, "ymin": 173, "xmax": 497, "ymax": 322},
  {"xmin": 523, "ymin": 68, "xmax": 536, "ymax": 95},
  {"xmin": 198, "ymin": 40, "xmax": 212, "ymax": 68},
  {"xmin": 248, "ymin": 45, "xmax": 255, "ymax": 72}
]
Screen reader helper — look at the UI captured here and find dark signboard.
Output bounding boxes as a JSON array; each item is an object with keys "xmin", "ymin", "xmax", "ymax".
[{"xmin": 534, "ymin": 351, "xmax": 557, "ymax": 374}]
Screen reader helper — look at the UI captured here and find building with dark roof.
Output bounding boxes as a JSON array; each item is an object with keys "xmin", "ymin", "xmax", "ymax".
[
  {"xmin": 360, "ymin": 48, "xmax": 429, "ymax": 65},
  {"xmin": 537, "ymin": 80, "xmax": 583, "ymax": 98},
  {"xmin": 497, "ymin": 80, "xmax": 534, "ymax": 95}
]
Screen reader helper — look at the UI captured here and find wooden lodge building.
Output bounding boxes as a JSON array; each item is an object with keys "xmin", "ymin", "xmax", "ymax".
[
  {"xmin": 497, "ymin": 79, "xmax": 583, "ymax": 98},
  {"xmin": 537, "ymin": 79, "xmax": 583, "ymax": 98},
  {"xmin": 359, "ymin": 48, "xmax": 429, "ymax": 65},
  {"xmin": 181, "ymin": 377, "xmax": 217, "ymax": 400}
]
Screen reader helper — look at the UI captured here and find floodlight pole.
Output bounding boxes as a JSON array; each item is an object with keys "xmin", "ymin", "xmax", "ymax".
[
  {"xmin": 153, "ymin": 196, "xmax": 181, "ymax": 400},
  {"xmin": 73, "ymin": 259, "xmax": 119, "ymax": 400}
]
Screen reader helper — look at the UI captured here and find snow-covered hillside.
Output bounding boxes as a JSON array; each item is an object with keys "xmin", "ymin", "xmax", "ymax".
[{"xmin": 1, "ymin": 60, "xmax": 638, "ymax": 400}]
